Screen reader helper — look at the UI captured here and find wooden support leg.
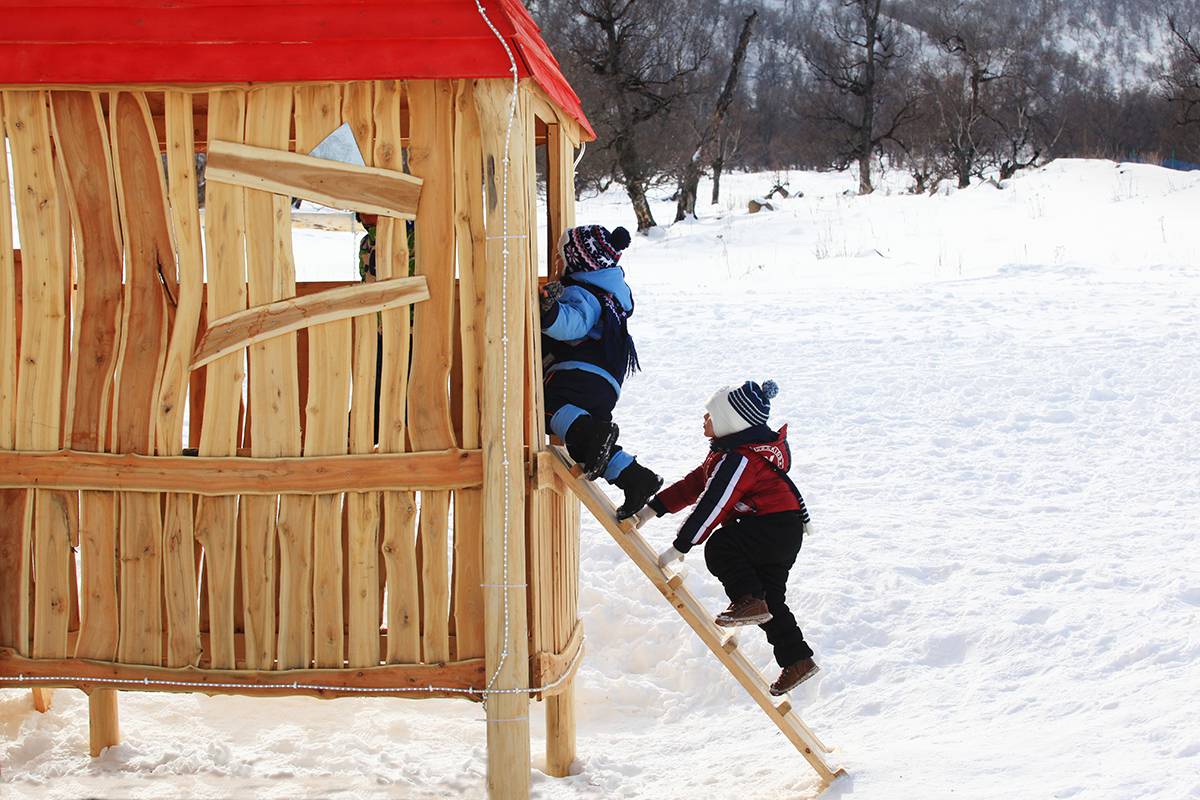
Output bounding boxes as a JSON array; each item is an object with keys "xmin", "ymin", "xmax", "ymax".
[
  {"xmin": 486, "ymin": 691, "xmax": 531, "ymax": 798},
  {"xmin": 545, "ymin": 680, "xmax": 577, "ymax": 777},
  {"xmin": 31, "ymin": 688, "xmax": 53, "ymax": 712},
  {"xmin": 88, "ymin": 689, "xmax": 120, "ymax": 756}
]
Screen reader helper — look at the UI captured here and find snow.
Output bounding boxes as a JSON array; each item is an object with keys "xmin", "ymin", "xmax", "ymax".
[{"xmin": 4, "ymin": 160, "xmax": 1200, "ymax": 799}]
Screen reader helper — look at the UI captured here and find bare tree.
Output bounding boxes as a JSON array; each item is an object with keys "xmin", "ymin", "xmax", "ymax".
[
  {"xmin": 801, "ymin": 0, "xmax": 915, "ymax": 193},
  {"xmin": 920, "ymin": 0, "xmax": 1055, "ymax": 187},
  {"xmin": 1162, "ymin": 15, "xmax": 1200, "ymax": 133},
  {"xmin": 674, "ymin": 9, "xmax": 757, "ymax": 221},
  {"xmin": 532, "ymin": 0, "xmax": 714, "ymax": 233}
]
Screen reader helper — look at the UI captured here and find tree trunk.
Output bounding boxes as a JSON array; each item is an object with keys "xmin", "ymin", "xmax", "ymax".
[
  {"xmin": 956, "ymin": 148, "xmax": 971, "ymax": 188},
  {"xmin": 711, "ymin": 148, "xmax": 725, "ymax": 205},
  {"xmin": 856, "ymin": 0, "xmax": 880, "ymax": 195},
  {"xmin": 625, "ymin": 180, "xmax": 657, "ymax": 233},
  {"xmin": 674, "ymin": 11, "xmax": 757, "ymax": 221}
]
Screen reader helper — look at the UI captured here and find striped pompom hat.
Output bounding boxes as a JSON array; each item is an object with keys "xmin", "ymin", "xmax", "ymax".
[
  {"xmin": 706, "ymin": 379, "xmax": 779, "ymax": 438},
  {"xmin": 558, "ymin": 224, "xmax": 631, "ymax": 274}
]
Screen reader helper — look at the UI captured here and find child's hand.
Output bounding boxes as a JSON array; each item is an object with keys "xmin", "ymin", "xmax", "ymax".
[
  {"xmin": 656, "ymin": 546, "xmax": 685, "ymax": 569},
  {"xmin": 539, "ymin": 280, "xmax": 564, "ymax": 313},
  {"xmin": 631, "ymin": 505, "xmax": 658, "ymax": 529}
]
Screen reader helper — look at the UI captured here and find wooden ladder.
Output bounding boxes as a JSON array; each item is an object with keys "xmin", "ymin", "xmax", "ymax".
[{"xmin": 547, "ymin": 446, "xmax": 847, "ymax": 786}]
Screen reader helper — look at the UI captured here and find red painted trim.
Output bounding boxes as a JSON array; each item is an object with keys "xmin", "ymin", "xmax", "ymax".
[{"xmin": 0, "ymin": 0, "xmax": 594, "ymax": 139}]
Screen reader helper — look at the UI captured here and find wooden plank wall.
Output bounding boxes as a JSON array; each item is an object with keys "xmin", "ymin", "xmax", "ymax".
[
  {"xmin": 0, "ymin": 94, "xmax": 28, "ymax": 654},
  {"xmin": 0, "ymin": 81, "xmax": 577, "ymax": 695}
]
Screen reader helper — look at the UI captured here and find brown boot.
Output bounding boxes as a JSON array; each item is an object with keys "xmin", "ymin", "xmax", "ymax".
[
  {"xmin": 714, "ymin": 595, "xmax": 772, "ymax": 627},
  {"xmin": 769, "ymin": 657, "xmax": 820, "ymax": 696}
]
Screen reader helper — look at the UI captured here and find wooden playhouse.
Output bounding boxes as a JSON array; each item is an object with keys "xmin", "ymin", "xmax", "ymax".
[
  {"xmin": 0, "ymin": 0, "xmax": 593, "ymax": 795},
  {"xmin": 0, "ymin": 0, "xmax": 846, "ymax": 795}
]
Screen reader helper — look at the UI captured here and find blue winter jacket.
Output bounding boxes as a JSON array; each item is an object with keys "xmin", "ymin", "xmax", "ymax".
[{"xmin": 541, "ymin": 267, "xmax": 633, "ymax": 395}]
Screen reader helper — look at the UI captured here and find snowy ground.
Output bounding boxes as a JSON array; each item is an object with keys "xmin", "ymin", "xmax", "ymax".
[{"xmin": 3, "ymin": 160, "xmax": 1199, "ymax": 799}]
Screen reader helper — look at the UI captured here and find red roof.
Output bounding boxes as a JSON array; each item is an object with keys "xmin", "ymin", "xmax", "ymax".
[{"xmin": 0, "ymin": 0, "xmax": 594, "ymax": 139}]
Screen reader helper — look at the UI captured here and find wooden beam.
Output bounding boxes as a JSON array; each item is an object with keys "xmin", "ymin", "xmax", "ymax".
[
  {"xmin": 206, "ymin": 139, "xmax": 422, "ymax": 219},
  {"xmin": 0, "ymin": 647, "xmax": 486, "ymax": 701},
  {"xmin": 0, "ymin": 449, "xmax": 483, "ymax": 495},
  {"xmin": 533, "ymin": 620, "xmax": 583, "ymax": 696},
  {"xmin": 191, "ymin": 276, "xmax": 429, "ymax": 369},
  {"xmin": 477, "ymin": 77, "xmax": 532, "ymax": 800}
]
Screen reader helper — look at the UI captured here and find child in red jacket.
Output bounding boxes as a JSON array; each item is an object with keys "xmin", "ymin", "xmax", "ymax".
[{"xmin": 631, "ymin": 379, "xmax": 819, "ymax": 695}]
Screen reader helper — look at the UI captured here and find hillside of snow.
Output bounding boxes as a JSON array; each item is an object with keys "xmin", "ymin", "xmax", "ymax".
[{"xmin": 2, "ymin": 160, "xmax": 1199, "ymax": 799}]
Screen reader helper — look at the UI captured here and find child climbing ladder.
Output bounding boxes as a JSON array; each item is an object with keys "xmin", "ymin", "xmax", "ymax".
[{"xmin": 547, "ymin": 444, "xmax": 846, "ymax": 786}]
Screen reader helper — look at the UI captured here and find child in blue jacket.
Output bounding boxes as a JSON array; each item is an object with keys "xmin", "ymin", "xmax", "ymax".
[{"xmin": 540, "ymin": 224, "xmax": 662, "ymax": 518}]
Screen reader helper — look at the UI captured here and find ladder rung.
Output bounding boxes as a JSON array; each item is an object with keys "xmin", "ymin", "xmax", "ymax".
[
  {"xmin": 666, "ymin": 572, "xmax": 684, "ymax": 590},
  {"xmin": 720, "ymin": 633, "xmax": 738, "ymax": 653},
  {"xmin": 775, "ymin": 699, "xmax": 792, "ymax": 717}
]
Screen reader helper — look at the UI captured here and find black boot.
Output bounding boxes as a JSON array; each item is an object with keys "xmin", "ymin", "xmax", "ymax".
[
  {"xmin": 613, "ymin": 461, "xmax": 663, "ymax": 520},
  {"xmin": 564, "ymin": 416, "xmax": 619, "ymax": 480}
]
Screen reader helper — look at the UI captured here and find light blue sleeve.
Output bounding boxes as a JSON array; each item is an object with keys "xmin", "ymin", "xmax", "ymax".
[{"xmin": 543, "ymin": 286, "xmax": 600, "ymax": 341}]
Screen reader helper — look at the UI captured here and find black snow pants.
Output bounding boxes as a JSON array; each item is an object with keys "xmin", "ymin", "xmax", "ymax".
[{"xmin": 703, "ymin": 511, "xmax": 814, "ymax": 667}]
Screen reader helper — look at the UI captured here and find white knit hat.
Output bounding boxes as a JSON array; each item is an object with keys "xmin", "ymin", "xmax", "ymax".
[{"xmin": 706, "ymin": 379, "xmax": 779, "ymax": 438}]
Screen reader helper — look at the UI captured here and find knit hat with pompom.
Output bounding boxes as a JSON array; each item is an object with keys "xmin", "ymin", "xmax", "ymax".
[
  {"xmin": 705, "ymin": 379, "xmax": 779, "ymax": 438},
  {"xmin": 558, "ymin": 224, "xmax": 631, "ymax": 274}
]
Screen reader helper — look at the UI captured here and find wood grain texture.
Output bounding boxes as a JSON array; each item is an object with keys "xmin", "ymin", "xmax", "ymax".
[
  {"xmin": 48, "ymin": 91, "xmax": 124, "ymax": 666},
  {"xmin": 344, "ymin": 81, "xmax": 382, "ymax": 669},
  {"xmin": 6, "ymin": 90, "xmax": 72, "ymax": 662},
  {"xmin": 239, "ymin": 85, "xmax": 296, "ymax": 670},
  {"xmin": 206, "ymin": 139, "xmax": 422, "ymax": 219},
  {"xmin": 110, "ymin": 90, "xmax": 173, "ymax": 667},
  {"xmin": 476, "ymin": 78, "xmax": 532, "ymax": 798},
  {"xmin": 194, "ymin": 88, "xmax": 247, "ymax": 670},
  {"xmin": 0, "ymin": 647, "xmax": 487, "ymax": 700},
  {"xmin": 373, "ymin": 80, "xmax": 420, "ymax": 664},
  {"xmin": 407, "ymin": 79, "xmax": 456, "ymax": 665},
  {"xmin": 295, "ymin": 83, "xmax": 350, "ymax": 670},
  {"xmin": 451, "ymin": 80, "xmax": 487, "ymax": 661},
  {"xmin": 191, "ymin": 277, "xmax": 429, "ymax": 369},
  {"xmin": 0, "ymin": 448, "xmax": 483, "ymax": 494},
  {"xmin": 159, "ymin": 91, "xmax": 204, "ymax": 669},
  {"xmin": 0, "ymin": 94, "xmax": 29, "ymax": 653}
]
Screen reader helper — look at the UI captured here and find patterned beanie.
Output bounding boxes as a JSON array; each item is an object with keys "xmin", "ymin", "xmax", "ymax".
[
  {"xmin": 706, "ymin": 379, "xmax": 779, "ymax": 438},
  {"xmin": 558, "ymin": 224, "xmax": 632, "ymax": 274}
]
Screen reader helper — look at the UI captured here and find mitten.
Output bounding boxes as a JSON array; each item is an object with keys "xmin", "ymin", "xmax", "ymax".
[
  {"xmin": 657, "ymin": 546, "xmax": 685, "ymax": 569},
  {"xmin": 539, "ymin": 280, "xmax": 564, "ymax": 313},
  {"xmin": 631, "ymin": 505, "xmax": 658, "ymax": 529}
]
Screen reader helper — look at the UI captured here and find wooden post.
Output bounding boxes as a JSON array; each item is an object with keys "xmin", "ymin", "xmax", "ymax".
[
  {"xmin": 544, "ymin": 114, "xmax": 580, "ymax": 777},
  {"xmin": 87, "ymin": 687, "xmax": 120, "ymax": 757},
  {"xmin": 477, "ymin": 78, "xmax": 531, "ymax": 800}
]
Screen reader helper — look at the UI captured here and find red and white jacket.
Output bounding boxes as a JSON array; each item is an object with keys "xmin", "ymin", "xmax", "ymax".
[{"xmin": 648, "ymin": 425, "xmax": 809, "ymax": 553}]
